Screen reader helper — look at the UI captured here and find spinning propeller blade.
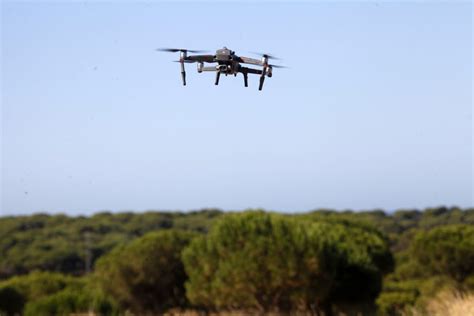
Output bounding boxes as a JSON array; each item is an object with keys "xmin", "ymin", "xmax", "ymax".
[
  {"xmin": 250, "ymin": 52, "xmax": 281, "ymax": 60},
  {"xmin": 156, "ymin": 48, "xmax": 207, "ymax": 53}
]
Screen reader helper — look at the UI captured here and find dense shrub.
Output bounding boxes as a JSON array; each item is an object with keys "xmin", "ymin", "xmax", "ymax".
[
  {"xmin": 376, "ymin": 280, "xmax": 420, "ymax": 315},
  {"xmin": 23, "ymin": 287, "xmax": 117, "ymax": 316},
  {"xmin": 182, "ymin": 211, "xmax": 392, "ymax": 313},
  {"xmin": 0, "ymin": 271, "xmax": 82, "ymax": 301},
  {"xmin": 0, "ymin": 271, "xmax": 86, "ymax": 315},
  {"xmin": 95, "ymin": 229, "xmax": 197, "ymax": 314},
  {"xmin": 410, "ymin": 225, "xmax": 474, "ymax": 283},
  {"xmin": 309, "ymin": 220, "xmax": 393, "ymax": 304}
]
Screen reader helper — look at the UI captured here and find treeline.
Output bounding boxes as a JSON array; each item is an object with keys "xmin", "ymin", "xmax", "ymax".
[{"xmin": 0, "ymin": 207, "xmax": 473, "ymax": 315}]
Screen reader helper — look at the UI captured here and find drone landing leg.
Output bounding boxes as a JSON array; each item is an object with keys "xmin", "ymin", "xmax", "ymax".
[
  {"xmin": 215, "ymin": 72, "xmax": 220, "ymax": 85},
  {"xmin": 180, "ymin": 62, "xmax": 186, "ymax": 86},
  {"xmin": 258, "ymin": 75, "xmax": 265, "ymax": 91},
  {"xmin": 243, "ymin": 72, "xmax": 248, "ymax": 87}
]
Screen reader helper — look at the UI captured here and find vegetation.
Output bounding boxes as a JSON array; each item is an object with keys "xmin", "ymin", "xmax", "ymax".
[
  {"xmin": 183, "ymin": 212, "xmax": 392, "ymax": 314},
  {"xmin": 0, "ymin": 206, "xmax": 472, "ymax": 315},
  {"xmin": 0, "ymin": 209, "xmax": 221, "ymax": 278},
  {"xmin": 95, "ymin": 230, "xmax": 197, "ymax": 314}
]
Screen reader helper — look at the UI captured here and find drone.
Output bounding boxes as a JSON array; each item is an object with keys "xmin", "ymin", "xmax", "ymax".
[{"xmin": 157, "ymin": 47, "xmax": 285, "ymax": 90}]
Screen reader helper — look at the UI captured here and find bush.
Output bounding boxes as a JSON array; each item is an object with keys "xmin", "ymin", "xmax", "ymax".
[
  {"xmin": 95, "ymin": 229, "xmax": 197, "ymax": 314},
  {"xmin": 0, "ymin": 271, "xmax": 84, "ymax": 315},
  {"xmin": 0, "ymin": 271, "xmax": 82, "ymax": 301},
  {"xmin": 182, "ymin": 211, "xmax": 392, "ymax": 313},
  {"xmin": 309, "ymin": 220, "xmax": 394, "ymax": 304},
  {"xmin": 376, "ymin": 280, "xmax": 420, "ymax": 315},
  {"xmin": 23, "ymin": 287, "xmax": 118, "ymax": 316},
  {"xmin": 411, "ymin": 225, "xmax": 474, "ymax": 283}
]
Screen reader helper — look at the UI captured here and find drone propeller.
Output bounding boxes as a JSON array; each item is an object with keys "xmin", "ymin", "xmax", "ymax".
[
  {"xmin": 269, "ymin": 64, "xmax": 287, "ymax": 69},
  {"xmin": 250, "ymin": 51, "xmax": 281, "ymax": 60},
  {"xmin": 156, "ymin": 48, "xmax": 207, "ymax": 53},
  {"xmin": 173, "ymin": 60, "xmax": 195, "ymax": 63}
]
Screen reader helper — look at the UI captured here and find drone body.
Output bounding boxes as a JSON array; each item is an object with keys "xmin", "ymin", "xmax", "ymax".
[{"xmin": 158, "ymin": 47, "xmax": 284, "ymax": 90}]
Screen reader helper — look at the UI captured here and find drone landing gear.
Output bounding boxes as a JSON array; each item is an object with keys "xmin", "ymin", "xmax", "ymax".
[
  {"xmin": 258, "ymin": 74, "xmax": 265, "ymax": 91},
  {"xmin": 243, "ymin": 72, "xmax": 248, "ymax": 87},
  {"xmin": 215, "ymin": 72, "xmax": 220, "ymax": 85},
  {"xmin": 180, "ymin": 61, "xmax": 186, "ymax": 86}
]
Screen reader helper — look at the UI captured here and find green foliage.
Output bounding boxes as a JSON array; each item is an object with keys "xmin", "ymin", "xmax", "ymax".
[
  {"xmin": 182, "ymin": 211, "xmax": 392, "ymax": 313},
  {"xmin": 376, "ymin": 279, "xmax": 425, "ymax": 315},
  {"xmin": 376, "ymin": 276, "xmax": 458, "ymax": 315},
  {"xmin": 0, "ymin": 271, "xmax": 82, "ymax": 302},
  {"xmin": 0, "ymin": 271, "xmax": 88, "ymax": 316},
  {"xmin": 95, "ymin": 229, "xmax": 197, "ymax": 314},
  {"xmin": 377, "ymin": 223, "xmax": 474, "ymax": 315},
  {"xmin": 183, "ymin": 211, "xmax": 326, "ymax": 312},
  {"xmin": 308, "ymin": 220, "xmax": 393, "ymax": 304},
  {"xmin": 410, "ymin": 225, "xmax": 474, "ymax": 283},
  {"xmin": 1, "ymin": 207, "xmax": 473, "ymax": 314},
  {"xmin": 23, "ymin": 287, "xmax": 118, "ymax": 316},
  {"xmin": 0, "ymin": 209, "xmax": 222, "ymax": 278}
]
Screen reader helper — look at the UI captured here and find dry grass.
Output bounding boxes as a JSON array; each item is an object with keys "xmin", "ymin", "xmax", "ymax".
[{"xmin": 407, "ymin": 290, "xmax": 474, "ymax": 316}]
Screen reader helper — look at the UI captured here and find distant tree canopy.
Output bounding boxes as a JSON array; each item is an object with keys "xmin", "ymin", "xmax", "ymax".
[
  {"xmin": 0, "ymin": 207, "xmax": 473, "ymax": 315},
  {"xmin": 0, "ymin": 209, "xmax": 221, "ymax": 278},
  {"xmin": 94, "ymin": 229, "xmax": 197, "ymax": 314},
  {"xmin": 182, "ymin": 211, "xmax": 393, "ymax": 313}
]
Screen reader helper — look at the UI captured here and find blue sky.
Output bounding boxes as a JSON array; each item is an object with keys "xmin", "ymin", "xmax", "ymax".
[{"xmin": 1, "ymin": 1, "xmax": 472, "ymax": 215}]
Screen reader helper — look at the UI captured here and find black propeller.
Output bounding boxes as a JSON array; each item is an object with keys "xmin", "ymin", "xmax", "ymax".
[
  {"xmin": 269, "ymin": 64, "xmax": 287, "ymax": 69},
  {"xmin": 250, "ymin": 51, "xmax": 281, "ymax": 60},
  {"xmin": 156, "ymin": 48, "xmax": 207, "ymax": 53}
]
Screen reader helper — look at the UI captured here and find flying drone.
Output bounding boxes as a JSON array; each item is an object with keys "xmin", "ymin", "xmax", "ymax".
[{"xmin": 157, "ymin": 47, "xmax": 285, "ymax": 90}]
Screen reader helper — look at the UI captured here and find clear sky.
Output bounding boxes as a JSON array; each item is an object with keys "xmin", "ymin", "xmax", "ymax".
[{"xmin": 1, "ymin": 1, "xmax": 472, "ymax": 215}]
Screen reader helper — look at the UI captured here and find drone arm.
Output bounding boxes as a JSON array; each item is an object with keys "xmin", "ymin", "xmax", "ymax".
[
  {"xmin": 239, "ymin": 67, "xmax": 262, "ymax": 75},
  {"xmin": 186, "ymin": 55, "xmax": 215, "ymax": 63},
  {"xmin": 238, "ymin": 56, "xmax": 263, "ymax": 66}
]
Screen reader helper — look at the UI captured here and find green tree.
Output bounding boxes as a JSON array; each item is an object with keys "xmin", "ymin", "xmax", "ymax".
[
  {"xmin": 410, "ymin": 225, "xmax": 474, "ymax": 283},
  {"xmin": 95, "ymin": 229, "xmax": 197, "ymax": 314},
  {"xmin": 182, "ymin": 211, "xmax": 392, "ymax": 314},
  {"xmin": 310, "ymin": 221, "xmax": 393, "ymax": 305}
]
